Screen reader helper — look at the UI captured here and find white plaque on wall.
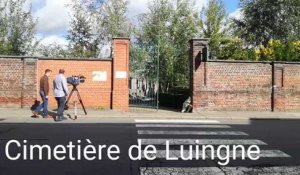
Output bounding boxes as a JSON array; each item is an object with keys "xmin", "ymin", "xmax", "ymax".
[
  {"xmin": 116, "ymin": 71, "xmax": 127, "ymax": 79},
  {"xmin": 92, "ymin": 71, "xmax": 107, "ymax": 81}
]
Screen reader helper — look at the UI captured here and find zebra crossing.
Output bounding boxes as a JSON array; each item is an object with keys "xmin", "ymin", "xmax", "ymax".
[{"xmin": 134, "ymin": 119, "xmax": 297, "ymax": 175}]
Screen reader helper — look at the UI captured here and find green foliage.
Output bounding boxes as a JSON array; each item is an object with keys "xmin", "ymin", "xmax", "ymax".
[
  {"xmin": 0, "ymin": 0, "xmax": 37, "ymax": 55},
  {"xmin": 292, "ymin": 41, "xmax": 300, "ymax": 61},
  {"xmin": 37, "ymin": 43, "xmax": 69, "ymax": 58},
  {"xmin": 66, "ymin": 0, "xmax": 99, "ymax": 58},
  {"xmin": 234, "ymin": 0, "xmax": 300, "ymax": 46},
  {"xmin": 278, "ymin": 41, "xmax": 300, "ymax": 61},
  {"xmin": 200, "ymin": 0, "xmax": 227, "ymax": 58},
  {"xmin": 246, "ymin": 48, "xmax": 257, "ymax": 61},
  {"xmin": 171, "ymin": 0, "xmax": 200, "ymax": 88},
  {"xmin": 133, "ymin": 0, "xmax": 200, "ymax": 92},
  {"xmin": 66, "ymin": 0, "xmax": 131, "ymax": 58},
  {"xmin": 217, "ymin": 38, "xmax": 247, "ymax": 60},
  {"xmin": 130, "ymin": 42, "xmax": 153, "ymax": 79},
  {"xmin": 0, "ymin": 43, "xmax": 12, "ymax": 55},
  {"xmin": 98, "ymin": 0, "xmax": 131, "ymax": 40},
  {"xmin": 254, "ymin": 40, "xmax": 300, "ymax": 61},
  {"xmin": 1, "ymin": 0, "xmax": 300, "ymax": 68}
]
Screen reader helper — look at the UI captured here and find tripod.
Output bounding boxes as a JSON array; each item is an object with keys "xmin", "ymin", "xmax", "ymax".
[{"xmin": 65, "ymin": 85, "xmax": 87, "ymax": 115}]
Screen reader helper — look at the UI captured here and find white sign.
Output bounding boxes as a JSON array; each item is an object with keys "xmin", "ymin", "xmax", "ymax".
[
  {"xmin": 92, "ymin": 71, "xmax": 107, "ymax": 81},
  {"xmin": 116, "ymin": 71, "xmax": 127, "ymax": 79}
]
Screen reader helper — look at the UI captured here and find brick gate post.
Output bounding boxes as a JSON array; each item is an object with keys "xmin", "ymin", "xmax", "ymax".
[
  {"xmin": 112, "ymin": 38, "xmax": 130, "ymax": 112},
  {"xmin": 190, "ymin": 39, "xmax": 209, "ymax": 111},
  {"xmin": 21, "ymin": 58, "xmax": 38, "ymax": 108}
]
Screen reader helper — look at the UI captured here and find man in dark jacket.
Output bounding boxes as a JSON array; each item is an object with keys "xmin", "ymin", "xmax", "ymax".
[{"xmin": 33, "ymin": 69, "xmax": 52, "ymax": 118}]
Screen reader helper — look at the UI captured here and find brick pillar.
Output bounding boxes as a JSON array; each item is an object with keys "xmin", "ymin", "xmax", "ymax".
[
  {"xmin": 112, "ymin": 38, "xmax": 130, "ymax": 112},
  {"xmin": 0, "ymin": 57, "xmax": 23, "ymax": 107},
  {"xmin": 21, "ymin": 58, "xmax": 38, "ymax": 108},
  {"xmin": 190, "ymin": 39, "xmax": 209, "ymax": 111},
  {"xmin": 272, "ymin": 63, "xmax": 285, "ymax": 111}
]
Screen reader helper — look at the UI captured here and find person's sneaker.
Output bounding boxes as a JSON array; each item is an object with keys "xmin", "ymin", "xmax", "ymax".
[
  {"xmin": 55, "ymin": 116, "xmax": 62, "ymax": 122},
  {"xmin": 32, "ymin": 111, "xmax": 39, "ymax": 118},
  {"xmin": 60, "ymin": 116, "xmax": 68, "ymax": 120}
]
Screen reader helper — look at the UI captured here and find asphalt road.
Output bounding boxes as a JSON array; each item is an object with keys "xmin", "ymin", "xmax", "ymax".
[{"xmin": 0, "ymin": 119, "xmax": 300, "ymax": 175}]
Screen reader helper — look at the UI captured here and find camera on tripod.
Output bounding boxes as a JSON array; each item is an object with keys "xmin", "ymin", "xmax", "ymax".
[
  {"xmin": 65, "ymin": 75, "xmax": 87, "ymax": 115},
  {"xmin": 67, "ymin": 75, "xmax": 86, "ymax": 87}
]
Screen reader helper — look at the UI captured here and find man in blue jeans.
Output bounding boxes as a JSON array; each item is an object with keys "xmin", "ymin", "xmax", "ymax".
[
  {"xmin": 33, "ymin": 69, "xmax": 52, "ymax": 118},
  {"xmin": 53, "ymin": 69, "xmax": 69, "ymax": 122}
]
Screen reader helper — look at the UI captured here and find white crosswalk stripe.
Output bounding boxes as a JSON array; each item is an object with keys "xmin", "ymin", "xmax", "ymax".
[
  {"xmin": 140, "ymin": 166, "xmax": 300, "ymax": 175},
  {"xmin": 141, "ymin": 149, "xmax": 291, "ymax": 159},
  {"xmin": 139, "ymin": 139, "xmax": 267, "ymax": 145},
  {"xmin": 136, "ymin": 124, "xmax": 231, "ymax": 128},
  {"xmin": 140, "ymin": 167, "xmax": 224, "ymax": 175},
  {"xmin": 135, "ymin": 119, "xmax": 220, "ymax": 124},
  {"xmin": 135, "ymin": 120, "xmax": 293, "ymax": 175},
  {"xmin": 138, "ymin": 130, "xmax": 248, "ymax": 136}
]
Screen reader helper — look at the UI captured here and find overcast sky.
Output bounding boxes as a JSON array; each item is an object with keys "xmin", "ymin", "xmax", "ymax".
[{"xmin": 29, "ymin": 0, "xmax": 240, "ymax": 46}]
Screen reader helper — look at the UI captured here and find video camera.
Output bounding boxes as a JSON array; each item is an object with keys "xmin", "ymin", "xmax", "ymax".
[
  {"xmin": 67, "ymin": 75, "xmax": 86, "ymax": 87},
  {"xmin": 65, "ymin": 75, "xmax": 87, "ymax": 115}
]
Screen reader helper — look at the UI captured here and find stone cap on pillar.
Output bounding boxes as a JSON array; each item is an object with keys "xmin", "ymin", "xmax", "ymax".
[
  {"xmin": 190, "ymin": 38, "xmax": 210, "ymax": 46},
  {"xmin": 112, "ymin": 37, "xmax": 131, "ymax": 41},
  {"xmin": 190, "ymin": 38, "xmax": 210, "ymax": 62}
]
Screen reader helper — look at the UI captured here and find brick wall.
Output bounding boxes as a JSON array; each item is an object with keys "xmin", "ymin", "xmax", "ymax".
[
  {"xmin": 0, "ymin": 57, "xmax": 37, "ymax": 108},
  {"xmin": 0, "ymin": 38, "xmax": 130, "ymax": 112},
  {"xmin": 274, "ymin": 64, "xmax": 300, "ymax": 111},
  {"xmin": 193, "ymin": 62, "xmax": 272, "ymax": 111},
  {"xmin": 191, "ymin": 39, "xmax": 300, "ymax": 112},
  {"xmin": 37, "ymin": 59, "xmax": 112, "ymax": 109},
  {"xmin": 0, "ymin": 57, "xmax": 23, "ymax": 107},
  {"xmin": 22, "ymin": 58, "xmax": 38, "ymax": 107}
]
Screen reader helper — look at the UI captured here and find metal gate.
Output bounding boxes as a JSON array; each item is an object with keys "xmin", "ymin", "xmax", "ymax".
[{"xmin": 129, "ymin": 53, "xmax": 159, "ymax": 111}]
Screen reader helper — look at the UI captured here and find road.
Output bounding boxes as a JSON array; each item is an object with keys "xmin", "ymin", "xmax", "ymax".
[{"xmin": 0, "ymin": 119, "xmax": 300, "ymax": 175}]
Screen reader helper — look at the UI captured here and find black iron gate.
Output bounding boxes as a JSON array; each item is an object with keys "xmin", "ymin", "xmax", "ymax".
[{"xmin": 129, "ymin": 56, "xmax": 159, "ymax": 111}]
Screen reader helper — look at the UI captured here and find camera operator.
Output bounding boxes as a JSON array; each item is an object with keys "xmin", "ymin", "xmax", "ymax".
[{"xmin": 53, "ymin": 69, "xmax": 69, "ymax": 122}]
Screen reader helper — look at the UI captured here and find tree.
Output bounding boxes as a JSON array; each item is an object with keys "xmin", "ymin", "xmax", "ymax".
[
  {"xmin": 253, "ymin": 39, "xmax": 300, "ymax": 61},
  {"xmin": 96, "ymin": 0, "xmax": 131, "ymax": 46},
  {"xmin": 286, "ymin": 0, "xmax": 300, "ymax": 39},
  {"xmin": 0, "ymin": 0, "xmax": 37, "ymax": 55},
  {"xmin": 217, "ymin": 38, "xmax": 248, "ymax": 60},
  {"xmin": 67, "ymin": 0, "xmax": 99, "ymax": 57},
  {"xmin": 66, "ymin": 0, "xmax": 131, "ymax": 58},
  {"xmin": 171, "ymin": 0, "xmax": 201, "ymax": 88},
  {"xmin": 199, "ymin": 0, "xmax": 227, "ymax": 58},
  {"xmin": 133, "ymin": 0, "xmax": 200, "ymax": 92},
  {"xmin": 37, "ymin": 43, "xmax": 69, "ymax": 58},
  {"xmin": 233, "ymin": 0, "xmax": 300, "ymax": 46},
  {"xmin": 133, "ymin": 0, "xmax": 173, "ymax": 92}
]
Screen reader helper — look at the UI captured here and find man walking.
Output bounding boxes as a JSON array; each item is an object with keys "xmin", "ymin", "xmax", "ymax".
[
  {"xmin": 33, "ymin": 69, "xmax": 52, "ymax": 118},
  {"xmin": 53, "ymin": 69, "xmax": 69, "ymax": 122}
]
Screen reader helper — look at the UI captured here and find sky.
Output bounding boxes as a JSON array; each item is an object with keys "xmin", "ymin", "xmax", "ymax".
[{"xmin": 29, "ymin": 0, "xmax": 240, "ymax": 46}]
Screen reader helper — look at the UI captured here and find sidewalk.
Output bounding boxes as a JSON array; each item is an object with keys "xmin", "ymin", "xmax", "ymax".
[{"xmin": 0, "ymin": 107, "xmax": 300, "ymax": 123}]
